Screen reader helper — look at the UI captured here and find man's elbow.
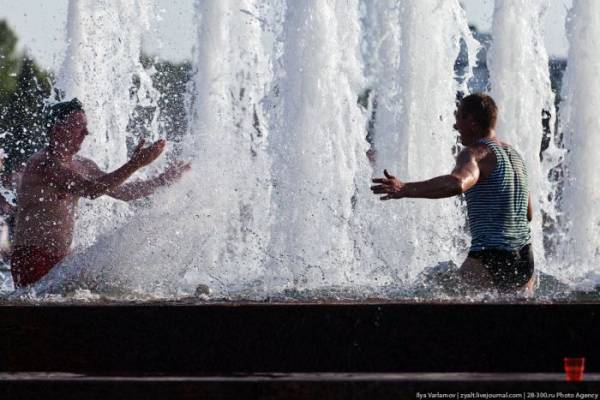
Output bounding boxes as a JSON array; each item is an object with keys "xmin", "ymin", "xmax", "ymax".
[
  {"xmin": 447, "ymin": 175, "xmax": 466, "ymax": 196},
  {"xmin": 453, "ymin": 174, "xmax": 478, "ymax": 195}
]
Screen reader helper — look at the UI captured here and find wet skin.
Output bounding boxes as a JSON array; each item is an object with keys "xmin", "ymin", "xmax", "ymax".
[{"xmin": 14, "ymin": 111, "xmax": 190, "ymax": 257}]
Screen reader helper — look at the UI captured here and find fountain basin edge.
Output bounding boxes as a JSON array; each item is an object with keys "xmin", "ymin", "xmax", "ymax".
[{"xmin": 1, "ymin": 302, "xmax": 598, "ymax": 375}]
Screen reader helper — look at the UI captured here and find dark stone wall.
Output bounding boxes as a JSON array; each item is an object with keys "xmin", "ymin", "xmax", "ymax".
[{"xmin": 1, "ymin": 303, "xmax": 598, "ymax": 374}]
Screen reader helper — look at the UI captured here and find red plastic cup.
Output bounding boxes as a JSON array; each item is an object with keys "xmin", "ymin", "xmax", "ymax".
[{"xmin": 564, "ymin": 357, "xmax": 585, "ymax": 382}]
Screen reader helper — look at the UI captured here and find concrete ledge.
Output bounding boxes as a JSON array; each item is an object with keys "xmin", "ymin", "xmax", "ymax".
[
  {"xmin": 2, "ymin": 373, "xmax": 600, "ymax": 400},
  {"xmin": 1, "ymin": 303, "xmax": 598, "ymax": 374}
]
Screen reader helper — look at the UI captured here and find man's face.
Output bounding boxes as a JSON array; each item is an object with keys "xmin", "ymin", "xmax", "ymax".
[
  {"xmin": 453, "ymin": 104, "xmax": 473, "ymax": 145},
  {"xmin": 51, "ymin": 111, "xmax": 89, "ymax": 155}
]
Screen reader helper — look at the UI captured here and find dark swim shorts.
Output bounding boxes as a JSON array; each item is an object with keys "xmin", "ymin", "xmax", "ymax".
[{"xmin": 468, "ymin": 243, "xmax": 534, "ymax": 290}]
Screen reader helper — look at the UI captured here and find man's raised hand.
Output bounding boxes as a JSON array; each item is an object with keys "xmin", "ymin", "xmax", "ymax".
[
  {"xmin": 158, "ymin": 160, "xmax": 192, "ymax": 186},
  {"xmin": 130, "ymin": 138, "xmax": 166, "ymax": 168},
  {"xmin": 370, "ymin": 169, "xmax": 406, "ymax": 201}
]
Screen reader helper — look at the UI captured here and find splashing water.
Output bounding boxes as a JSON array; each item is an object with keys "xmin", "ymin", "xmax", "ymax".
[
  {"xmin": 180, "ymin": 0, "xmax": 275, "ymax": 296},
  {"xmin": 5, "ymin": 0, "xmax": 600, "ymax": 301},
  {"xmin": 556, "ymin": 0, "xmax": 600, "ymax": 285},
  {"xmin": 266, "ymin": 0, "xmax": 369, "ymax": 292},
  {"xmin": 361, "ymin": 0, "xmax": 478, "ymax": 283},
  {"xmin": 38, "ymin": 0, "xmax": 276, "ymax": 298},
  {"xmin": 55, "ymin": 0, "xmax": 161, "ymax": 250}
]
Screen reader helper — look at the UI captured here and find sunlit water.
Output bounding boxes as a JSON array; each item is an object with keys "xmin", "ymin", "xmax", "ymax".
[{"xmin": 2, "ymin": 0, "xmax": 600, "ymax": 302}]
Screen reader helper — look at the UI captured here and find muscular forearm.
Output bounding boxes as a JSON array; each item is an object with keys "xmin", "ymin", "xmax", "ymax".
[
  {"xmin": 109, "ymin": 176, "xmax": 165, "ymax": 201},
  {"xmin": 84, "ymin": 161, "xmax": 141, "ymax": 199},
  {"xmin": 402, "ymin": 175, "xmax": 462, "ymax": 199}
]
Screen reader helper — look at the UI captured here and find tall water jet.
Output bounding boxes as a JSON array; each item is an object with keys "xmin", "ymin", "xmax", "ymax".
[
  {"xmin": 364, "ymin": 1, "xmax": 477, "ymax": 283},
  {"xmin": 557, "ymin": 0, "xmax": 600, "ymax": 281},
  {"xmin": 55, "ymin": 0, "xmax": 160, "ymax": 249},
  {"xmin": 39, "ymin": 0, "xmax": 276, "ymax": 298},
  {"xmin": 487, "ymin": 0, "xmax": 560, "ymax": 267},
  {"xmin": 266, "ymin": 0, "xmax": 369, "ymax": 292},
  {"xmin": 353, "ymin": 0, "xmax": 403, "ymax": 288},
  {"xmin": 180, "ymin": 0, "xmax": 274, "ymax": 296},
  {"xmin": 14, "ymin": 1, "xmax": 597, "ymax": 300}
]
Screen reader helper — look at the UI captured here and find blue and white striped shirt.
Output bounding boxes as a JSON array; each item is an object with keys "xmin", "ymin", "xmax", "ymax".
[{"xmin": 465, "ymin": 139, "xmax": 531, "ymax": 252}]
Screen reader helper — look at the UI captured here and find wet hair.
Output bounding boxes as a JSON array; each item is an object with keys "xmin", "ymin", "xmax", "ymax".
[
  {"xmin": 45, "ymin": 98, "xmax": 84, "ymax": 134},
  {"xmin": 459, "ymin": 92, "xmax": 497, "ymax": 130}
]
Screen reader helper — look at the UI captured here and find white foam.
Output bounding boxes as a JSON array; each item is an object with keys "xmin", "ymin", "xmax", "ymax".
[{"xmin": 556, "ymin": 0, "xmax": 600, "ymax": 280}]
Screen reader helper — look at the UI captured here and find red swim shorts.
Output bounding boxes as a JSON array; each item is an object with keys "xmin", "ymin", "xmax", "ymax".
[{"xmin": 11, "ymin": 246, "xmax": 69, "ymax": 288}]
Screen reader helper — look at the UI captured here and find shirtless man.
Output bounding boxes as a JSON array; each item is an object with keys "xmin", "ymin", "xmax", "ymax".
[
  {"xmin": 371, "ymin": 93, "xmax": 534, "ymax": 293},
  {"xmin": 11, "ymin": 98, "xmax": 190, "ymax": 287}
]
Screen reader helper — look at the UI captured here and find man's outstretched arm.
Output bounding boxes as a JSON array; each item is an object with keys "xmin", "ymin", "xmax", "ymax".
[
  {"xmin": 81, "ymin": 160, "xmax": 191, "ymax": 201},
  {"xmin": 371, "ymin": 148, "xmax": 480, "ymax": 200},
  {"xmin": 47, "ymin": 139, "xmax": 166, "ymax": 199}
]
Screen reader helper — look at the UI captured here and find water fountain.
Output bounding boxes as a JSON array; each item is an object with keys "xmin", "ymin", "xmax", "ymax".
[
  {"xmin": 557, "ymin": 0, "xmax": 600, "ymax": 284},
  {"xmin": 0, "ymin": 0, "xmax": 593, "ymax": 301},
  {"xmin": 4, "ymin": 0, "xmax": 600, "ymax": 396},
  {"xmin": 26, "ymin": 0, "xmax": 484, "ymax": 300}
]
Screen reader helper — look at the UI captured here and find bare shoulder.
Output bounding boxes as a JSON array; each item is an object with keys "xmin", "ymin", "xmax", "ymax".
[
  {"xmin": 21, "ymin": 150, "xmax": 51, "ymax": 175},
  {"xmin": 455, "ymin": 145, "xmax": 488, "ymax": 169},
  {"xmin": 464, "ymin": 143, "xmax": 492, "ymax": 162},
  {"xmin": 73, "ymin": 156, "xmax": 103, "ymax": 178}
]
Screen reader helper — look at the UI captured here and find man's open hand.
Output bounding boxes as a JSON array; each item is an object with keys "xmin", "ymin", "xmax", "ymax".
[
  {"xmin": 130, "ymin": 138, "xmax": 166, "ymax": 168},
  {"xmin": 158, "ymin": 160, "xmax": 192, "ymax": 186},
  {"xmin": 371, "ymin": 169, "xmax": 406, "ymax": 200}
]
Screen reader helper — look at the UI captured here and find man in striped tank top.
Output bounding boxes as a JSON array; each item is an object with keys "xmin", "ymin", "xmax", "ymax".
[{"xmin": 371, "ymin": 93, "xmax": 534, "ymax": 293}]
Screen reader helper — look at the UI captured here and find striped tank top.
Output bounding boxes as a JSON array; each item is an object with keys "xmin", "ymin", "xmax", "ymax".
[{"xmin": 465, "ymin": 139, "xmax": 531, "ymax": 252}]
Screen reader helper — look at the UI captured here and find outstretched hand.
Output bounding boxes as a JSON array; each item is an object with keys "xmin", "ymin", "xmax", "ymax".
[
  {"xmin": 158, "ymin": 160, "xmax": 192, "ymax": 186},
  {"xmin": 130, "ymin": 138, "xmax": 166, "ymax": 168},
  {"xmin": 370, "ymin": 169, "xmax": 406, "ymax": 201}
]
